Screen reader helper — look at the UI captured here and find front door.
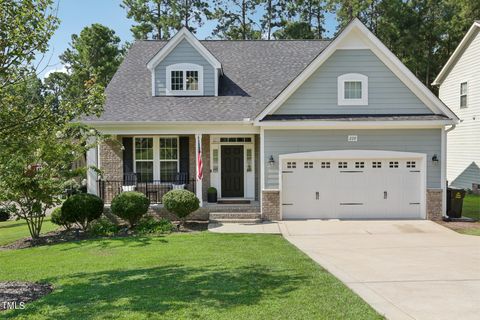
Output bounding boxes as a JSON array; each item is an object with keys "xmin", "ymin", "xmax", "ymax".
[{"xmin": 221, "ymin": 146, "xmax": 244, "ymax": 197}]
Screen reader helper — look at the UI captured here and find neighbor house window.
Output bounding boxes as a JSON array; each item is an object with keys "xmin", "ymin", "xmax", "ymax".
[
  {"xmin": 166, "ymin": 63, "xmax": 203, "ymax": 96},
  {"xmin": 338, "ymin": 73, "xmax": 368, "ymax": 105},
  {"xmin": 134, "ymin": 136, "xmax": 180, "ymax": 182},
  {"xmin": 135, "ymin": 138, "xmax": 154, "ymax": 182},
  {"xmin": 460, "ymin": 82, "xmax": 468, "ymax": 108}
]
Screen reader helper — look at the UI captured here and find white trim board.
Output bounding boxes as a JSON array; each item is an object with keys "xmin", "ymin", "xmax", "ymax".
[
  {"xmin": 146, "ymin": 28, "xmax": 222, "ymax": 71},
  {"xmin": 254, "ymin": 18, "xmax": 459, "ymax": 123},
  {"xmin": 433, "ymin": 21, "xmax": 480, "ymax": 86}
]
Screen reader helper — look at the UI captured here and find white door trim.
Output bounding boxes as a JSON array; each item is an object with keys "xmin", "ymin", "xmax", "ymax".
[
  {"xmin": 279, "ymin": 150, "xmax": 427, "ymax": 220},
  {"xmin": 210, "ymin": 135, "xmax": 255, "ymax": 199}
]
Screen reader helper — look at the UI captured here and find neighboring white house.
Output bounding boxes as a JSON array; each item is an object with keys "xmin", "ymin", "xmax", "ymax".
[{"xmin": 434, "ymin": 21, "xmax": 480, "ymax": 190}]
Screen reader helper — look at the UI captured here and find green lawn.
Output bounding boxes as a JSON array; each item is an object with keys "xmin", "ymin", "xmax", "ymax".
[
  {"xmin": 462, "ymin": 194, "xmax": 480, "ymax": 220},
  {"xmin": 0, "ymin": 233, "xmax": 382, "ymax": 320},
  {"xmin": 0, "ymin": 219, "xmax": 57, "ymax": 246}
]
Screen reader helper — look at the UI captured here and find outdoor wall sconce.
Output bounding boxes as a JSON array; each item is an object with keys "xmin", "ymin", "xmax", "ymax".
[
  {"xmin": 268, "ymin": 155, "xmax": 275, "ymax": 167},
  {"xmin": 432, "ymin": 154, "xmax": 439, "ymax": 165}
]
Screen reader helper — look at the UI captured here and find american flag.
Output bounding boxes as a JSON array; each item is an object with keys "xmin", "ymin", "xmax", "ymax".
[{"xmin": 197, "ymin": 136, "xmax": 203, "ymax": 180}]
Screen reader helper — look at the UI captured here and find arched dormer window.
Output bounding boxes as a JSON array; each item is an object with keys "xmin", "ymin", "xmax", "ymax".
[
  {"xmin": 337, "ymin": 73, "xmax": 368, "ymax": 105},
  {"xmin": 166, "ymin": 63, "xmax": 204, "ymax": 96}
]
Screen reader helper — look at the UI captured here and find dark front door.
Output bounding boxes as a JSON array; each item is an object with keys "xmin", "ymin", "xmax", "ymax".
[{"xmin": 221, "ymin": 145, "xmax": 244, "ymax": 197}]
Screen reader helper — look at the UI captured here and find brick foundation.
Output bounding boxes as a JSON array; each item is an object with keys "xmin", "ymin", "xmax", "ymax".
[
  {"xmin": 426, "ymin": 189, "xmax": 443, "ymax": 220},
  {"xmin": 262, "ymin": 190, "xmax": 280, "ymax": 221}
]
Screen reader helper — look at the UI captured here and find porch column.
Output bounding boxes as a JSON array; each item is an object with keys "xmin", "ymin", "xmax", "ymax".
[
  {"xmin": 195, "ymin": 134, "xmax": 203, "ymax": 206},
  {"xmin": 86, "ymin": 138, "xmax": 98, "ymax": 195}
]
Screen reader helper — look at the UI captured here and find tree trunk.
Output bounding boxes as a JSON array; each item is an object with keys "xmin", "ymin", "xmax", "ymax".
[
  {"xmin": 242, "ymin": 0, "xmax": 247, "ymax": 40},
  {"xmin": 267, "ymin": 0, "xmax": 272, "ymax": 40},
  {"xmin": 184, "ymin": 0, "xmax": 189, "ymax": 28}
]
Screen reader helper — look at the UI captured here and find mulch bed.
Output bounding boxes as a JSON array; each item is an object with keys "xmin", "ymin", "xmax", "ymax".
[
  {"xmin": 437, "ymin": 220, "xmax": 480, "ymax": 232},
  {"xmin": 0, "ymin": 281, "xmax": 53, "ymax": 311}
]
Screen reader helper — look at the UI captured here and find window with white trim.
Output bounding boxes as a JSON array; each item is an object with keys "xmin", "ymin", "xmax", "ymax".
[
  {"xmin": 337, "ymin": 73, "xmax": 368, "ymax": 105},
  {"xmin": 135, "ymin": 138, "xmax": 154, "ymax": 182},
  {"xmin": 159, "ymin": 137, "xmax": 179, "ymax": 181},
  {"xmin": 166, "ymin": 63, "xmax": 203, "ymax": 96},
  {"xmin": 134, "ymin": 136, "xmax": 179, "ymax": 182},
  {"xmin": 460, "ymin": 82, "xmax": 468, "ymax": 108}
]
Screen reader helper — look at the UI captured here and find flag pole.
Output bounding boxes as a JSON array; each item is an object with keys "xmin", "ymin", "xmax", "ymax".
[{"xmin": 195, "ymin": 134, "xmax": 203, "ymax": 207}]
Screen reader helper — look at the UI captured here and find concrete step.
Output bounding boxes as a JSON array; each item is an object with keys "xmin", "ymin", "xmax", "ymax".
[
  {"xmin": 207, "ymin": 205, "xmax": 261, "ymax": 213},
  {"xmin": 209, "ymin": 212, "xmax": 262, "ymax": 223}
]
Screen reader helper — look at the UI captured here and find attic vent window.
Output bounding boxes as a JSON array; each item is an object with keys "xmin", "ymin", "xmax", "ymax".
[
  {"xmin": 166, "ymin": 63, "xmax": 203, "ymax": 96},
  {"xmin": 338, "ymin": 73, "xmax": 368, "ymax": 106}
]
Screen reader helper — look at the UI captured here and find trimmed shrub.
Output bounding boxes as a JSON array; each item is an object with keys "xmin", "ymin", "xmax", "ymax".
[
  {"xmin": 50, "ymin": 207, "xmax": 72, "ymax": 230},
  {"xmin": 136, "ymin": 216, "xmax": 173, "ymax": 234},
  {"xmin": 111, "ymin": 191, "xmax": 150, "ymax": 227},
  {"xmin": 88, "ymin": 217, "xmax": 120, "ymax": 236},
  {"xmin": 162, "ymin": 189, "xmax": 199, "ymax": 224},
  {"xmin": 61, "ymin": 193, "xmax": 104, "ymax": 230},
  {"xmin": 0, "ymin": 207, "xmax": 11, "ymax": 222}
]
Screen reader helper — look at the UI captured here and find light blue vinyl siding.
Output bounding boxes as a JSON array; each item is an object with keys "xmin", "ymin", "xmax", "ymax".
[
  {"xmin": 154, "ymin": 39, "xmax": 215, "ymax": 95},
  {"xmin": 263, "ymin": 129, "xmax": 441, "ymax": 189},
  {"xmin": 275, "ymin": 49, "xmax": 433, "ymax": 115}
]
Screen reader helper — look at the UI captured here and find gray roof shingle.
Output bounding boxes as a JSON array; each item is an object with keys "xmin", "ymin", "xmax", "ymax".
[{"xmin": 84, "ymin": 40, "xmax": 331, "ymax": 122}]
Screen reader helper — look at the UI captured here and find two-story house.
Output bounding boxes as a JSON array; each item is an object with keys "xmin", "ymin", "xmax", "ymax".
[
  {"xmin": 84, "ymin": 19, "xmax": 458, "ymax": 221},
  {"xmin": 433, "ymin": 21, "xmax": 480, "ymax": 192}
]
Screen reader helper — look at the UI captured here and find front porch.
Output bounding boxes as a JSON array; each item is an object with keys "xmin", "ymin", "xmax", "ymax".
[{"xmin": 89, "ymin": 133, "xmax": 260, "ymax": 206}]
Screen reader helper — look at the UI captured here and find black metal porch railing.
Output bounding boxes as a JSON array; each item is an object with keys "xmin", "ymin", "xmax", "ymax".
[{"xmin": 98, "ymin": 173, "xmax": 196, "ymax": 204}]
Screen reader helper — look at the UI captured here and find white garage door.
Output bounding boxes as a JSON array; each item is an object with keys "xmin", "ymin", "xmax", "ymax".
[{"xmin": 281, "ymin": 155, "xmax": 425, "ymax": 219}]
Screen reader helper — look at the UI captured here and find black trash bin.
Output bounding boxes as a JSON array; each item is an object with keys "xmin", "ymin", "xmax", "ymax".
[{"xmin": 447, "ymin": 188, "xmax": 466, "ymax": 218}]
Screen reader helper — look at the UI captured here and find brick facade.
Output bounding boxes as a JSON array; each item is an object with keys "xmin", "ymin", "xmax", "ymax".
[
  {"xmin": 99, "ymin": 137, "xmax": 123, "ymax": 181},
  {"xmin": 426, "ymin": 189, "xmax": 443, "ymax": 220},
  {"xmin": 262, "ymin": 190, "xmax": 280, "ymax": 220}
]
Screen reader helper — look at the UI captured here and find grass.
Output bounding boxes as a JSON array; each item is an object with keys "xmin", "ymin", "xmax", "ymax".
[
  {"xmin": 0, "ymin": 233, "xmax": 382, "ymax": 320},
  {"xmin": 462, "ymin": 194, "xmax": 480, "ymax": 220},
  {"xmin": 0, "ymin": 218, "xmax": 57, "ymax": 246},
  {"xmin": 458, "ymin": 227, "xmax": 480, "ymax": 236}
]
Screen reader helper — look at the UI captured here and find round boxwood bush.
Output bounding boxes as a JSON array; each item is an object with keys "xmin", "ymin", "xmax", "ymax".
[
  {"xmin": 0, "ymin": 207, "xmax": 11, "ymax": 222},
  {"xmin": 50, "ymin": 207, "xmax": 72, "ymax": 230},
  {"xmin": 61, "ymin": 193, "xmax": 104, "ymax": 230},
  {"xmin": 111, "ymin": 191, "xmax": 150, "ymax": 227},
  {"xmin": 162, "ymin": 189, "xmax": 199, "ymax": 224}
]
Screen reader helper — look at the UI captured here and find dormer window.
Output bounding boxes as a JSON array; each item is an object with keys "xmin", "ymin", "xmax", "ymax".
[
  {"xmin": 338, "ymin": 73, "xmax": 368, "ymax": 105},
  {"xmin": 166, "ymin": 63, "xmax": 203, "ymax": 96}
]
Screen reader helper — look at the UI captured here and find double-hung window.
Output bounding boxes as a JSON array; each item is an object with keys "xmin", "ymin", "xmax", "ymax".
[
  {"xmin": 159, "ymin": 137, "xmax": 179, "ymax": 181},
  {"xmin": 338, "ymin": 73, "xmax": 368, "ymax": 105},
  {"xmin": 460, "ymin": 82, "xmax": 468, "ymax": 108},
  {"xmin": 135, "ymin": 138, "xmax": 154, "ymax": 182},
  {"xmin": 166, "ymin": 63, "xmax": 203, "ymax": 96},
  {"xmin": 134, "ymin": 137, "xmax": 179, "ymax": 182}
]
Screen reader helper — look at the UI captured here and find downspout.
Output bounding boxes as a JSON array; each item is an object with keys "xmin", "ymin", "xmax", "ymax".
[{"xmin": 441, "ymin": 124, "xmax": 456, "ymax": 217}]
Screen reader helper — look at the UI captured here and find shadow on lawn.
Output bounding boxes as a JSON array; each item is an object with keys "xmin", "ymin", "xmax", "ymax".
[
  {"xmin": 6, "ymin": 264, "xmax": 306, "ymax": 319},
  {"xmin": 57, "ymin": 235, "xmax": 169, "ymax": 251}
]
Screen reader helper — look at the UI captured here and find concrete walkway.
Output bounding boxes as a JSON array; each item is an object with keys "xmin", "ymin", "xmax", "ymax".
[
  {"xmin": 208, "ymin": 221, "xmax": 281, "ymax": 234},
  {"xmin": 280, "ymin": 220, "xmax": 480, "ymax": 320}
]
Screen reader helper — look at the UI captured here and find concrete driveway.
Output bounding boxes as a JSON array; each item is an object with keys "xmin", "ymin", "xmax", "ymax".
[{"xmin": 279, "ymin": 220, "xmax": 480, "ymax": 320}]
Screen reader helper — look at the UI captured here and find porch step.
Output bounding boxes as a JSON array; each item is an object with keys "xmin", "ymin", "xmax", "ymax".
[
  {"xmin": 209, "ymin": 212, "xmax": 262, "ymax": 223},
  {"xmin": 206, "ymin": 203, "xmax": 260, "ymax": 213},
  {"xmin": 217, "ymin": 199, "xmax": 251, "ymax": 205}
]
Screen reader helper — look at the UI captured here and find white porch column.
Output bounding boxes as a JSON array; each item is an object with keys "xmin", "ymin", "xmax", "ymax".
[
  {"xmin": 195, "ymin": 134, "xmax": 203, "ymax": 206},
  {"xmin": 86, "ymin": 140, "xmax": 99, "ymax": 195}
]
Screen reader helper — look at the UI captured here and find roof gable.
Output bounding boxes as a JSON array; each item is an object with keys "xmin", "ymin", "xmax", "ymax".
[
  {"xmin": 255, "ymin": 18, "xmax": 459, "ymax": 123},
  {"xmin": 146, "ymin": 27, "xmax": 222, "ymax": 72},
  {"xmin": 433, "ymin": 21, "xmax": 480, "ymax": 86}
]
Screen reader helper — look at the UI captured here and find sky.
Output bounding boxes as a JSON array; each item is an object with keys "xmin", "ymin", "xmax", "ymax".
[{"xmin": 39, "ymin": 0, "xmax": 338, "ymax": 78}]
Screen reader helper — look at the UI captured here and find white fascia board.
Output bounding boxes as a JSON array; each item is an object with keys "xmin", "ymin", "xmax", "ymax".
[
  {"xmin": 433, "ymin": 22, "xmax": 480, "ymax": 86},
  {"xmin": 279, "ymin": 150, "xmax": 426, "ymax": 160},
  {"xmin": 254, "ymin": 18, "xmax": 459, "ymax": 124},
  {"xmin": 258, "ymin": 119, "xmax": 455, "ymax": 129},
  {"xmin": 146, "ymin": 27, "xmax": 222, "ymax": 72},
  {"xmin": 82, "ymin": 122, "xmax": 259, "ymax": 135}
]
